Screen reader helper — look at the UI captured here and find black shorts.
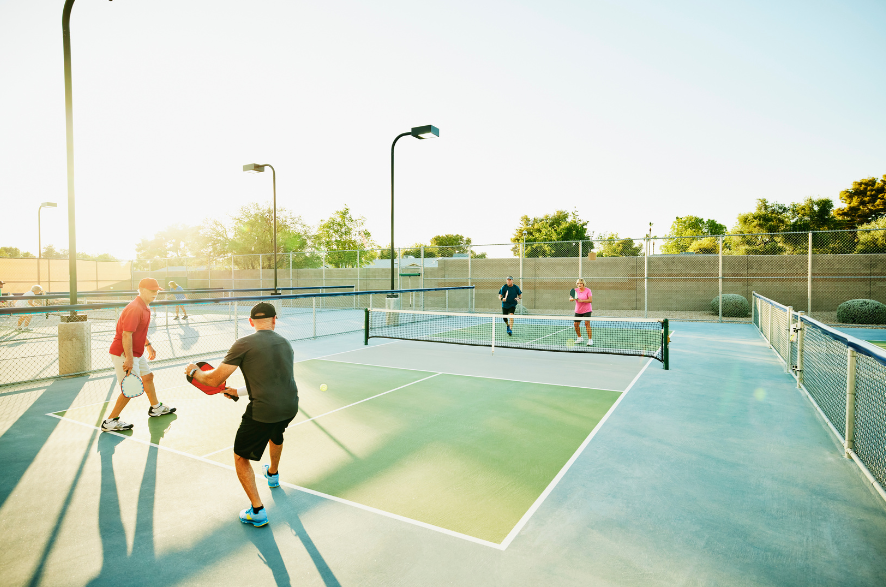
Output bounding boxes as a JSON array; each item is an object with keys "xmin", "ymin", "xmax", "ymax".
[
  {"xmin": 502, "ymin": 306, "xmax": 516, "ymax": 315},
  {"xmin": 574, "ymin": 311, "xmax": 592, "ymax": 323},
  {"xmin": 234, "ymin": 415, "xmax": 295, "ymax": 461}
]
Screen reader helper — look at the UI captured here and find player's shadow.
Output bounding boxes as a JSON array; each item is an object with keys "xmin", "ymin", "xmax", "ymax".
[
  {"xmin": 176, "ymin": 322, "xmax": 198, "ymax": 351},
  {"xmin": 268, "ymin": 490, "xmax": 342, "ymax": 587},
  {"xmin": 242, "ymin": 524, "xmax": 292, "ymax": 587}
]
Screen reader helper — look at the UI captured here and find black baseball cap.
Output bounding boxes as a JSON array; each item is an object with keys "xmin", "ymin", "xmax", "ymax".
[{"xmin": 250, "ymin": 302, "xmax": 277, "ymax": 319}]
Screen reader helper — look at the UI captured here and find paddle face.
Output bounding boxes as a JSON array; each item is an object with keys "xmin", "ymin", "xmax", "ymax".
[
  {"xmin": 121, "ymin": 373, "xmax": 145, "ymax": 398},
  {"xmin": 187, "ymin": 361, "xmax": 238, "ymax": 401},
  {"xmin": 570, "ymin": 288, "xmax": 576, "ymax": 299}
]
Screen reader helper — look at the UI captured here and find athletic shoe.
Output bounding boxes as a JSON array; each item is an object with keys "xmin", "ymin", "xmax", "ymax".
[
  {"xmin": 173, "ymin": 316, "xmax": 180, "ymax": 320},
  {"xmin": 576, "ymin": 336, "xmax": 583, "ymax": 343},
  {"xmin": 263, "ymin": 464, "xmax": 280, "ymax": 488},
  {"xmin": 183, "ymin": 315, "xmax": 189, "ymax": 320},
  {"xmin": 148, "ymin": 403, "xmax": 177, "ymax": 417},
  {"xmin": 101, "ymin": 417, "xmax": 134, "ymax": 432},
  {"xmin": 507, "ymin": 327, "xmax": 513, "ymax": 336},
  {"xmin": 587, "ymin": 339, "xmax": 594, "ymax": 346},
  {"xmin": 21, "ymin": 327, "xmax": 33, "ymax": 332},
  {"xmin": 239, "ymin": 506, "xmax": 268, "ymax": 527}
]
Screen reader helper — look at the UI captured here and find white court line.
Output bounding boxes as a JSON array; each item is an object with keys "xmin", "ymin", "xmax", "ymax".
[
  {"xmin": 524, "ymin": 326, "xmax": 574, "ymax": 346},
  {"xmin": 498, "ymin": 356, "xmax": 656, "ymax": 550},
  {"xmin": 294, "ymin": 341, "xmax": 395, "ymax": 364},
  {"xmin": 45, "ymin": 407, "xmax": 505, "ymax": 550},
  {"xmin": 200, "ymin": 372, "xmax": 442, "ymax": 459},
  {"xmin": 316, "ymin": 358, "xmax": 624, "ymax": 394}
]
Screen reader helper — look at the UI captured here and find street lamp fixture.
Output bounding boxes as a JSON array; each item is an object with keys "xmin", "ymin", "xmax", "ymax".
[
  {"xmin": 242, "ymin": 163, "xmax": 280, "ymax": 295},
  {"xmin": 390, "ymin": 125, "xmax": 440, "ymax": 292},
  {"xmin": 38, "ymin": 202, "xmax": 58, "ymax": 287}
]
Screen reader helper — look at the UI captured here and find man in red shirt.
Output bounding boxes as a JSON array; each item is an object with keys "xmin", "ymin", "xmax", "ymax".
[{"xmin": 102, "ymin": 278, "xmax": 176, "ymax": 432}]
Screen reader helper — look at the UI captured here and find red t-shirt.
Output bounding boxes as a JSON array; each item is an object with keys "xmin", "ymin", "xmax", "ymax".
[{"xmin": 109, "ymin": 296, "xmax": 151, "ymax": 357}]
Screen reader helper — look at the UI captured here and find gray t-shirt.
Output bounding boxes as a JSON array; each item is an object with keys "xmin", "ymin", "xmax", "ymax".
[{"xmin": 222, "ymin": 330, "xmax": 299, "ymax": 423}]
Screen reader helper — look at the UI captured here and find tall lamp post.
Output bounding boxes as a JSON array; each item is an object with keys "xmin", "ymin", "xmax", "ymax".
[
  {"xmin": 38, "ymin": 202, "xmax": 58, "ymax": 287},
  {"xmin": 390, "ymin": 125, "xmax": 439, "ymax": 292},
  {"xmin": 243, "ymin": 163, "xmax": 280, "ymax": 294}
]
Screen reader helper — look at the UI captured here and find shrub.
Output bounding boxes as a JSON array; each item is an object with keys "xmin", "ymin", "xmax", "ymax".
[
  {"xmin": 711, "ymin": 294, "xmax": 750, "ymax": 317},
  {"xmin": 836, "ymin": 299, "xmax": 886, "ymax": 324}
]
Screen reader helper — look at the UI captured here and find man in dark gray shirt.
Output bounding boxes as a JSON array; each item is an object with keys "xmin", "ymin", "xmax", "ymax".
[{"xmin": 185, "ymin": 302, "xmax": 299, "ymax": 528}]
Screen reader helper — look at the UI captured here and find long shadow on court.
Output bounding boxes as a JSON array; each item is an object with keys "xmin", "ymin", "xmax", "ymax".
[
  {"xmin": 269, "ymin": 489, "xmax": 341, "ymax": 587},
  {"xmin": 0, "ymin": 375, "xmax": 98, "ymax": 510}
]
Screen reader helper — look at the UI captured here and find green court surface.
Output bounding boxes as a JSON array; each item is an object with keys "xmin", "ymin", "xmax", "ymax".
[
  {"xmin": 867, "ymin": 340, "xmax": 886, "ymax": 350},
  {"xmin": 50, "ymin": 358, "xmax": 621, "ymax": 545}
]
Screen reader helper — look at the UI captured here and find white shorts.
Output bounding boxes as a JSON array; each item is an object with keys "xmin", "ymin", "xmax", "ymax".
[{"xmin": 111, "ymin": 353, "xmax": 152, "ymax": 385}]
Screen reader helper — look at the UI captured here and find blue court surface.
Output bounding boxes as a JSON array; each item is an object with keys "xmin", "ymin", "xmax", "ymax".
[{"xmin": 1, "ymin": 322, "xmax": 885, "ymax": 586}]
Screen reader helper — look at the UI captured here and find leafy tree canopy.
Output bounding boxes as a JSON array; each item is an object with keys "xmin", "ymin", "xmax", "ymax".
[
  {"xmin": 136, "ymin": 224, "xmax": 194, "ymax": 260},
  {"xmin": 596, "ymin": 233, "xmax": 642, "ymax": 257},
  {"xmin": 661, "ymin": 216, "xmax": 727, "ymax": 254},
  {"xmin": 314, "ymin": 206, "xmax": 378, "ymax": 268},
  {"xmin": 0, "ymin": 246, "xmax": 34, "ymax": 258},
  {"xmin": 855, "ymin": 216, "xmax": 886, "ymax": 254},
  {"xmin": 834, "ymin": 175, "xmax": 886, "ymax": 227},
  {"xmin": 511, "ymin": 210, "xmax": 592, "ymax": 257}
]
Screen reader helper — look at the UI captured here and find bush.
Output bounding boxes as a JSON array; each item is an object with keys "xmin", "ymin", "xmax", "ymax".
[
  {"xmin": 711, "ymin": 294, "xmax": 750, "ymax": 317},
  {"xmin": 836, "ymin": 299, "xmax": 886, "ymax": 324}
]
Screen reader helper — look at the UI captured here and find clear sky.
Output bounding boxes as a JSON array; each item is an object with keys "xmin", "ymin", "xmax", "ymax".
[{"xmin": 2, "ymin": 0, "xmax": 885, "ymax": 260}]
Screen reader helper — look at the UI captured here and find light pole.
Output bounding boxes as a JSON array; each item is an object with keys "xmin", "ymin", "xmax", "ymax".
[
  {"xmin": 390, "ymin": 125, "xmax": 439, "ymax": 292},
  {"xmin": 243, "ymin": 164, "xmax": 280, "ymax": 294},
  {"xmin": 38, "ymin": 202, "xmax": 58, "ymax": 287}
]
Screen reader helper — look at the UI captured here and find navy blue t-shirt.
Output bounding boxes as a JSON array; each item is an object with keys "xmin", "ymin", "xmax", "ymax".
[{"xmin": 499, "ymin": 284, "xmax": 522, "ymax": 308}]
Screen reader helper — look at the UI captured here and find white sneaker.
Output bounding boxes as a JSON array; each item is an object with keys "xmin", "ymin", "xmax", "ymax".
[
  {"xmin": 587, "ymin": 339, "xmax": 594, "ymax": 346},
  {"xmin": 575, "ymin": 336, "xmax": 583, "ymax": 343},
  {"xmin": 102, "ymin": 418, "xmax": 134, "ymax": 432},
  {"xmin": 148, "ymin": 403, "xmax": 177, "ymax": 417}
]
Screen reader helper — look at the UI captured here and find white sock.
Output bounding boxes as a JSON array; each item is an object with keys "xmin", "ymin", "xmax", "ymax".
[{"xmin": 152, "ymin": 403, "xmax": 161, "ymax": 409}]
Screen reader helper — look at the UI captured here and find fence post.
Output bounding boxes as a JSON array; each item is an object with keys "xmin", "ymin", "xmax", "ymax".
[
  {"xmin": 784, "ymin": 306, "xmax": 792, "ymax": 373},
  {"xmin": 795, "ymin": 312, "xmax": 804, "ymax": 388},
  {"xmin": 234, "ymin": 300, "xmax": 239, "ymax": 339},
  {"xmin": 467, "ymin": 245, "xmax": 471, "ymax": 291},
  {"xmin": 718, "ymin": 236, "xmax": 723, "ymax": 323},
  {"xmin": 644, "ymin": 237, "xmax": 648, "ymax": 319},
  {"xmin": 520, "ymin": 242, "xmax": 524, "ymax": 293},
  {"xmin": 578, "ymin": 240, "xmax": 582, "ymax": 280},
  {"xmin": 231, "ymin": 254, "xmax": 235, "ymax": 290},
  {"xmin": 807, "ymin": 231, "xmax": 812, "ymax": 315},
  {"xmin": 289, "ymin": 252, "xmax": 293, "ymax": 290},
  {"xmin": 312, "ymin": 297, "xmax": 317, "ymax": 338},
  {"xmin": 96, "ymin": 260, "xmax": 100, "ymax": 290},
  {"xmin": 259, "ymin": 255, "xmax": 263, "ymax": 292},
  {"xmin": 845, "ymin": 348, "xmax": 857, "ymax": 459},
  {"xmin": 420, "ymin": 245, "xmax": 424, "ymax": 311},
  {"xmin": 357, "ymin": 249, "xmax": 361, "ymax": 294},
  {"xmin": 208, "ymin": 257, "xmax": 212, "ymax": 289},
  {"xmin": 767, "ymin": 303, "xmax": 772, "ymax": 347}
]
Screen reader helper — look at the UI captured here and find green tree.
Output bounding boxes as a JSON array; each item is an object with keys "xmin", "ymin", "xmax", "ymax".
[
  {"xmin": 687, "ymin": 237, "xmax": 720, "ymax": 254},
  {"xmin": 834, "ymin": 175, "xmax": 886, "ymax": 227},
  {"xmin": 135, "ymin": 224, "xmax": 194, "ymax": 260},
  {"xmin": 428, "ymin": 234, "xmax": 472, "ymax": 257},
  {"xmin": 661, "ymin": 216, "xmax": 727, "ymax": 254},
  {"xmin": 510, "ymin": 210, "xmax": 592, "ymax": 257},
  {"xmin": 729, "ymin": 199, "xmax": 793, "ymax": 255},
  {"xmin": 596, "ymin": 233, "xmax": 642, "ymax": 257},
  {"xmin": 314, "ymin": 206, "xmax": 378, "ymax": 268},
  {"xmin": 0, "ymin": 247, "xmax": 35, "ymax": 258},
  {"xmin": 789, "ymin": 197, "xmax": 840, "ymax": 232},
  {"xmin": 855, "ymin": 216, "xmax": 886, "ymax": 254},
  {"xmin": 191, "ymin": 203, "xmax": 317, "ymax": 269},
  {"xmin": 41, "ymin": 245, "xmax": 65, "ymax": 259}
]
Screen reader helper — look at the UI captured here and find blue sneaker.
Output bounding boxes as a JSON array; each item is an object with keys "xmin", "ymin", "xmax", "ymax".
[
  {"xmin": 507, "ymin": 327, "xmax": 513, "ymax": 336},
  {"xmin": 262, "ymin": 464, "xmax": 280, "ymax": 488},
  {"xmin": 239, "ymin": 506, "xmax": 268, "ymax": 527}
]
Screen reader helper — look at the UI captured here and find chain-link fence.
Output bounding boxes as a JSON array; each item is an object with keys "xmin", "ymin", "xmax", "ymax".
[
  {"xmin": 0, "ymin": 286, "xmax": 474, "ymax": 387},
  {"xmin": 3, "ymin": 228, "xmax": 884, "ymax": 326},
  {"xmin": 753, "ymin": 292, "xmax": 886, "ymax": 504}
]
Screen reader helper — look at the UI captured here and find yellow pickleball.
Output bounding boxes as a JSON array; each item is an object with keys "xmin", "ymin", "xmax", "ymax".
[{"xmin": 320, "ymin": 384, "xmax": 328, "ymax": 392}]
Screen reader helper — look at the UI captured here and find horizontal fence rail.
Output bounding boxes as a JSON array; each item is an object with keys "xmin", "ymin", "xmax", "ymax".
[{"xmin": 753, "ymin": 292, "xmax": 886, "ymax": 505}]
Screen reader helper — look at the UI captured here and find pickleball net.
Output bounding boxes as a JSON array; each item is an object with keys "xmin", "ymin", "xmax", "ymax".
[{"xmin": 365, "ymin": 308, "xmax": 669, "ymax": 367}]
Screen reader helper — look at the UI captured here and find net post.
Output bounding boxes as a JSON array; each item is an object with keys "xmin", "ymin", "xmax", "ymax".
[
  {"xmin": 784, "ymin": 306, "xmax": 792, "ymax": 373},
  {"xmin": 795, "ymin": 312, "xmax": 804, "ymax": 388},
  {"xmin": 845, "ymin": 348, "xmax": 856, "ymax": 459},
  {"xmin": 662, "ymin": 318, "xmax": 669, "ymax": 370},
  {"xmin": 644, "ymin": 238, "xmax": 648, "ymax": 319},
  {"xmin": 364, "ymin": 308, "xmax": 369, "ymax": 345},
  {"xmin": 718, "ymin": 236, "xmax": 723, "ymax": 323}
]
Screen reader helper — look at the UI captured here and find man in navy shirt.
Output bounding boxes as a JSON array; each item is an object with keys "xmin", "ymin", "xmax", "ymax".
[{"xmin": 498, "ymin": 276, "xmax": 522, "ymax": 336}]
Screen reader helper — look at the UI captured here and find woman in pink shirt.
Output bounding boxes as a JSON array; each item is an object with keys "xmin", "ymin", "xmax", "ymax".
[{"xmin": 570, "ymin": 278, "xmax": 593, "ymax": 346}]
